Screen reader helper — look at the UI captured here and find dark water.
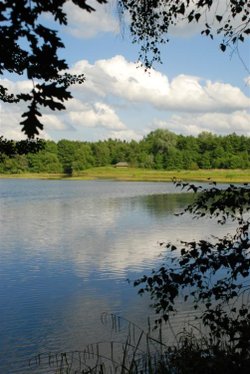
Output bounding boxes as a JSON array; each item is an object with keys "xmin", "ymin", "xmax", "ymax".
[{"xmin": 0, "ymin": 179, "xmax": 234, "ymax": 373}]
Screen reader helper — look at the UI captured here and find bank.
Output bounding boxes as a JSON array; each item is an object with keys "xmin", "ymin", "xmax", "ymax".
[{"xmin": 0, "ymin": 167, "xmax": 250, "ymax": 183}]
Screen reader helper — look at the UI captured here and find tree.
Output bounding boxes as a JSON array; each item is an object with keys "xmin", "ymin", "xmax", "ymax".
[
  {"xmin": 0, "ymin": 136, "xmax": 44, "ymax": 158},
  {"xmin": 134, "ymin": 181, "xmax": 250, "ymax": 364},
  {"xmin": 1, "ymin": 1, "xmax": 249, "ymax": 138},
  {"xmin": 0, "ymin": 0, "xmax": 106, "ymax": 138},
  {"xmin": 118, "ymin": 0, "xmax": 250, "ymax": 68}
]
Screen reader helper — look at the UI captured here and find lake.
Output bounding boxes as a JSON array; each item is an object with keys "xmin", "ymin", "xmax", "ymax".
[{"xmin": 0, "ymin": 179, "xmax": 234, "ymax": 373}]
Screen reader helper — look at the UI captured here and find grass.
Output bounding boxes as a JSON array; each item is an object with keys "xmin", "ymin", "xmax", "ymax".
[
  {"xmin": 0, "ymin": 172, "xmax": 66, "ymax": 180},
  {"xmin": 28, "ymin": 313, "xmax": 250, "ymax": 374},
  {"xmin": 0, "ymin": 167, "xmax": 250, "ymax": 183}
]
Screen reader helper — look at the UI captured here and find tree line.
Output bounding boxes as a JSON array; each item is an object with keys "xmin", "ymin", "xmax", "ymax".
[{"xmin": 0, "ymin": 129, "xmax": 249, "ymax": 174}]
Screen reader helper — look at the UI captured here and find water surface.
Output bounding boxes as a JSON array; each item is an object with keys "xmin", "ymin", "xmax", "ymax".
[{"xmin": 0, "ymin": 180, "xmax": 233, "ymax": 373}]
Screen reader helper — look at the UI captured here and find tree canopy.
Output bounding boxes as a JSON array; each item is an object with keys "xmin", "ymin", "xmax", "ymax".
[
  {"xmin": 1, "ymin": 0, "xmax": 249, "ymax": 138},
  {"xmin": 0, "ymin": 130, "xmax": 249, "ymax": 174},
  {"xmin": 119, "ymin": 0, "xmax": 250, "ymax": 68},
  {"xmin": 0, "ymin": 0, "xmax": 106, "ymax": 138}
]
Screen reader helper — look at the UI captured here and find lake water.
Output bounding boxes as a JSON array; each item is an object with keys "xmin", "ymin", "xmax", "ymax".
[{"xmin": 0, "ymin": 179, "xmax": 234, "ymax": 373}]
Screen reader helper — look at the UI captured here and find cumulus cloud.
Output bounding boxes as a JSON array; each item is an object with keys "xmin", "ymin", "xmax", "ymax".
[
  {"xmin": 0, "ymin": 76, "xmax": 126, "ymax": 138},
  {"xmin": 63, "ymin": 0, "xmax": 234, "ymax": 40},
  {"xmin": 0, "ymin": 95, "xmax": 127, "ymax": 140},
  {"xmin": 0, "ymin": 102, "xmax": 52, "ymax": 140},
  {"xmin": 152, "ymin": 110, "xmax": 250, "ymax": 136},
  {"xmin": 67, "ymin": 101, "xmax": 126, "ymax": 130},
  {"xmin": 42, "ymin": 114, "xmax": 68, "ymax": 131},
  {"xmin": 1, "ymin": 56, "xmax": 249, "ymax": 141},
  {"xmin": 107, "ymin": 129, "xmax": 142, "ymax": 141},
  {"xmin": 71, "ymin": 55, "xmax": 250, "ymax": 113},
  {"xmin": 63, "ymin": 0, "xmax": 119, "ymax": 39},
  {"xmin": 62, "ymin": 0, "xmax": 230, "ymax": 40},
  {"xmin": 1, "ymin": 78, "xmax": 33, "ymax": 93}
]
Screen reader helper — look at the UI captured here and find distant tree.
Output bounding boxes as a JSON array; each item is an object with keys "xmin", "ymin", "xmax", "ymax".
[
  {"xmin": 144, "ymin": 129, "xmax": 178, "ymax": 156},
  {"xmin": 57, "ymin": 139, "xmax": 77, "ymax": 174},
  {"xmin": 72, "ymin": 143, "xmax": 94, "ymax": 171},
  {"xmin": 165, "ymin": 147, "xmax": 184, "ymax": 170},
  {"xmin": 27, "ymin": 151, "xmax": 63, "ymax": 173},
  {"xmin": 91, "ymin": 141, "xmax": 111, "ymax": 166}
]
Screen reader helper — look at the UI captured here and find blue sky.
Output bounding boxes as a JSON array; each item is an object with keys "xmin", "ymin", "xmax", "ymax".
[{"xmin": 1, "ymin": 0, "xmax": 250, "ymax": 141}]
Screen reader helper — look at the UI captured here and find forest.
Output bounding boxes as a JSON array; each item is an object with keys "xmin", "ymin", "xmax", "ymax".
[{"xmin": 0, "ymin": 129, "xmax": 249, "ymax": 174}]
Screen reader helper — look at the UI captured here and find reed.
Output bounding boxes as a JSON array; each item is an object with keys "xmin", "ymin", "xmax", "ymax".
[{"xmin": 27, "ymin": 313, "xmax": 250, "ymax": 373}]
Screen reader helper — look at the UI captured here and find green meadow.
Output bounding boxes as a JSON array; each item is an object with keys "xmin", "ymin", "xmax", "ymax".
[{"xmin": 1, "ymin": 167, "xmax": 249, "ymax": 183}]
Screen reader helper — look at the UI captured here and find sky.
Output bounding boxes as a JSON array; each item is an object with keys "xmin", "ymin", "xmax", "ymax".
[{"xmin": 1, "ymin": 0, "xmax": 250, "ymax": 141}]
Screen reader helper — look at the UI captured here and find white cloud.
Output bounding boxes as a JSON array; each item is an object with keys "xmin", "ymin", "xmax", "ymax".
[
  {"xmin": 67, "ymin": 101, "xmax": 126, "ymax": 130},
  {"xmin": 71, "ymin": 55, "xmax": 250, "ymax": 113},
  {"xmin": 42, "ymin": 114, "xmax": 68, "ymax": 131},
  {"xmin": 152, "ymin": 110, "xmax": 250, "ymax": 136},
  {"xmin": 107, "ymin": 128, "xmax": 142, "ymax": 141},
  {"xmin": 63, "ymin": 0, "xmax": 119, "ymax": 39},
  {"xmin": 1, "ymin": 55, "xmax": 249, "ymax": 141},
  {"xmin": 0, "ymin": 102, "xmax": 51, "ymax": 140},
  {"xmin": 63, "ymin": 0, "xmax": 231, "ymax": 40},
  {"xmin": 0, "ymin": 78, "xmax": 33, "ymax": 93}
]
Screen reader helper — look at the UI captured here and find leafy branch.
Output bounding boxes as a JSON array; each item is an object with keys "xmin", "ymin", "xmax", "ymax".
[{"xmin": 134, "ymin": 181, "xmax": 250, "ymax": 350}]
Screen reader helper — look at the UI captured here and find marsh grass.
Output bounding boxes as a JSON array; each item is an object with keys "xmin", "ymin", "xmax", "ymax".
[
  {"xmin": 27, "ymin": 313, "xmax": 250, "ymax": 374},
  {"xmin": 1, "ymin": 167, "xmax": 249, "ymax": 183}
]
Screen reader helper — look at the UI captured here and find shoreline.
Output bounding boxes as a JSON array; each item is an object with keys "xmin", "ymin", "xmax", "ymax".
[{"xmin": 0, "ymin": 167, "xmax": 249, "ymax": 183}]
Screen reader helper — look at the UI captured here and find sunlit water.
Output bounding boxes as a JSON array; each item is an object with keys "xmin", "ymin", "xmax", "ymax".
[{"xmin": 0, "ymin": 180, "xmax": 235, "ymax": 373}]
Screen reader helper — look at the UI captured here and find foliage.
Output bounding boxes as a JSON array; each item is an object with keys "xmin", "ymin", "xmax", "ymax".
[
  {"xmin": 1, "ymin": 1, "xmax": 249, "ymax": 137},
  {"xmin": 0, "ymin": 131, "xmax": 249, "ymax": 174},
  {"xmin": 0, "ymin": 0, "xmax": 106, "ymax": 138},
  {"xmin": 0, "ymin": 136, "xmax": 45, "ymax": 159},
  {"xmin": 119, "ymin": 0, "xmax": 250, "ymax": 68},
  {"xmin": 28, "ymin": 313, "xmax": 250, "ymax": 373},
  {"xmin": 134, "ymin": 181, "xmax": 250, "ymax": 360}
]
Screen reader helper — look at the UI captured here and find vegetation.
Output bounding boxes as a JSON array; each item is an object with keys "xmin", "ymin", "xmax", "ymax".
[
  {"xmin": 1, "ymin": 2, "xmax": 250, "ymax": 373},
  {"xmin": 0, "ymin": 0, "xmax": 105, "ymax": 138},
  {"xmin": 133, "ymin": 181, "xmax": 250, "ymax": 372},
  {"xmin": 1, "ymin": 1, "xmax": 249, "ymax": 137},
  {"xmin": 30, "ymin": 182, "xmax": 249, "ymax": 373},
  {"xmin": 0, "ymin": 130, "xmax": 249, "ymax": 176},
  {"xmin": 2, "ymin": 167, "xmax": 250, "ymax": 184},
  {"xmin": 30, "ymin": 293, "xmax": 250, "ymax": 373},
  {"xmin": 119, "ymin": 0, "xmax": 250, "ymax": 68}
]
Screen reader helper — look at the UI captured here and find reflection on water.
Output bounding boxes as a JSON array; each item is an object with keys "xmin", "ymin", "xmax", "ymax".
[
  {"xmin": 134, "ymin": 192, "xmax": 193, "ymax": 216},
  {"xmin": 0, "ymin": 180, "xmax": 234, "ymax": 373}
]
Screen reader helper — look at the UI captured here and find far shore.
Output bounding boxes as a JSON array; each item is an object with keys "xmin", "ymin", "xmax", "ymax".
[{"xmin": 0, "ymin": 167, "xmax": 250, "ymax": 183}]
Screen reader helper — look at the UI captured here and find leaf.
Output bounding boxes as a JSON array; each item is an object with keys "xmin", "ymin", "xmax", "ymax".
[
  {"xmin": 20, "ymin": 100, "xmax": 43, "ymax": 138},
  {"xmin": 195, "ymin": 13, "xmax": 201, "ymax": 22},
  {"xmin": 216, "ymin": 15, "xmax": 223, "ymax": 22},
  {"xmin": 178, "ymin": 3, "xmax": 185, "ymax": 15},
  {"xmin": 220, "ymin": 43, "xmax": 226, "ymax": 52}
]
